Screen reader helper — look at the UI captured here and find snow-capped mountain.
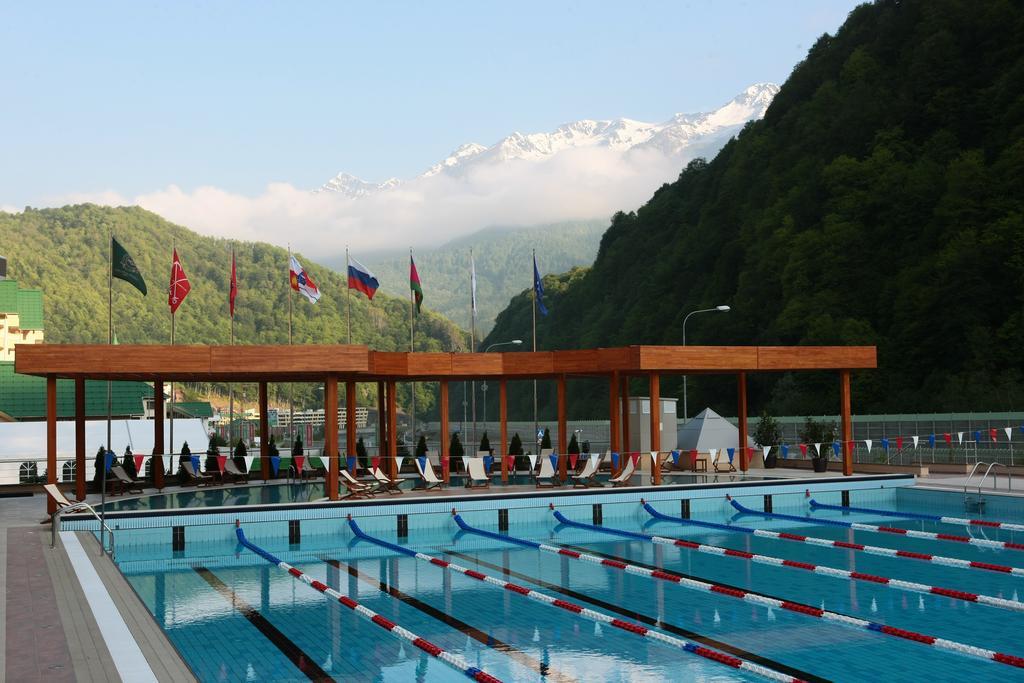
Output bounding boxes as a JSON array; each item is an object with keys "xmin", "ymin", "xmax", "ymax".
[{"xmin": 318, "ymin": 83, "xmax": 778, "ymax": 197}]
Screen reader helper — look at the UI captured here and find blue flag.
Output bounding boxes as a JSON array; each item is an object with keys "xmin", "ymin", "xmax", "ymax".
[
  {"xmin": 831, "ymin": 442, "xmax": 841, "ymax": 458},
  {"xmin": 270, "ymin": 456, "xmax": 281, "ymax": 475},
  {"xmin": 104, "ymin": 450, "xmax": 115, "ymax": 473},
  {"xmin": 417, "ymin": 455, "xmax": 427, "ymax": 472},
  {"xmin": 549, "ymin": 453, "xmax": 559, "ymax": 471},
  {"xmin": 190, "ymin": 454, "xmax": 200, "ymax": 473},
  {"xmin": 533, "ymin": 254, "xmax": 548, "ymax": 316},
  {"xmin": 484, "ymin": 454, "xmax": 494, "ymax": 473},
  {"xmin": 881, "ymin": 438, "xmax": 889, "ymax": 451},
  {"xmin": 347, "ymin": 455, "xmax": 357, "ymax": 472},
  {"xmin": 973, "ymin": 430, "xmax": 981, "ymax": 443},
  {"xmin": 726, "ymin": 448, "xmax": 735, "ymax": 464},
  {"xmin": 611, "ymin": 451, "xmax": 620, "ymax": 468},
  {"xmin": 781, "ymin": 444, "xmax": 789, "ymax": 459},
  {"xmin": 671, "ymin": 450, "xmax": 680, "ymax": 465},
  {"xmin": 928, "ymin": 434, "xmax": 936, "ymax": 448}
]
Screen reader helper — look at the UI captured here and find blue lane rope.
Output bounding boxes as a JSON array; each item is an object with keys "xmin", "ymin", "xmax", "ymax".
[
  {"xmin": 642, "ymin": 502, "xmax": 757, "ymax": 533},
  {"xmin": 809, "ymin": 499, "xmax": 941, "ymax": 522},
  {"xmin": 728, "ymin": 498, "xmax": 854, "ymax": 528}
]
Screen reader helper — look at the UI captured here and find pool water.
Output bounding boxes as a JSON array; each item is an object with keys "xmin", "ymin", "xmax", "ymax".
[{"xmin": 113, "ymin": 489, "xmax": 1024, "ymax": 681}]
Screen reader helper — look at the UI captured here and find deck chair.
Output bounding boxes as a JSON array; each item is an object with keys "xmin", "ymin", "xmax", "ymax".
[
  {"xmin": 414, "ymin": 457, "xmax": 444, "ymax": 491},
  {"xmin": 711, "ymin": 449, "xmax": 736, "ymax": 473},
  {"xmin": 224, "ymin": 460, "xmax": 249, "ymax": 484},
  {"xmin": 181, "ymin": 461, "xmax": 213, "ymax": 487},
  {"xmin": 466, "ymin": 457, "xmax": 491, "ymax": 489},
  {"xmin": 371, "ymin": 467, "xmax": 403, "ymax": 495},
  {"xmin": 534, "ymin": 455, "xmax": 557, "ymax": 488},
  {"xmin": 110, "ymin": 465, "xmax": 144, "ymax": 494},
  {"xmin": 571, "ymin": 452, "xmax": 604, "ymax": 488},
  {"xmin": 609, "ymin": 455, "xmax": 636, "ymax": 487},
  {"xmin": 340, "ymin": 468, "xmax": 374, "ymax": 498},
  {"xmin": 44, "ymin": 484, "xmax": 109, "ymax": 550}
]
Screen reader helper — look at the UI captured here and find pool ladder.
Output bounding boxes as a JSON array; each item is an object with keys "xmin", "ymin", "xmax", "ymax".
[{"xmin": 964, "ymin": 462, "xmax": 1012, "ymax": 512}]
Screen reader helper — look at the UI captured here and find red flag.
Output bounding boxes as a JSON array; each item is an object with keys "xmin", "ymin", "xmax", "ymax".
[
  {"xmin": 569, "ymin": 453, "xmax": 579, "ymax": 469},
  {"xmin": 896, "ymin": 436, "xmax": 903, "ymax": 450},
  {"xmin": 943, "ymin": 432, "xmax": 952, "ymax": 446},
  {"xmin": 799, "ymin": 443, "xmax": 808, "ymax": 457},
  {"xmin": 506, "ymin": 454, "xmax": 515, "ymax": 471},
  {"xmin": 990, "ymin": 428, "xmax": 998, "ymax": 442},
  {"xmin": 229, "ymin": 249, "xmax": 237, "ymax": 317},
  {"xmin": 168, "ymin": 248, "xmax": 191, "ymax": 314},
  {"xmin": 133, "ymin": 454, "xmax": 144, "ymax": 473}
]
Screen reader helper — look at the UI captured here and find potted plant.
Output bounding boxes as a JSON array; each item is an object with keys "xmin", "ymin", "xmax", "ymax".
[
  {"xmin": 754, "ymin": 409, "xmax": 782, "ymax": 469},
  {"xmin": 449, "ymin": 432, "xmax": 465, "ymax": 472},
  {"xmin": 415, "ymin": 435, "xmax": 428, "ymax": 459},
  {"xmin": 267, "ymin": 435, "xmax": 280, "ymax": 478},
  {"xmin": 799, "ymin": 417, "xmax": 836, "ymax": 473},
  {"xmin": 233, "ymin": 438, "xmax": 248, "ymax": 472},
  {"xmin": 178, "ymin": 441, "xmax": 192, "ymax": 478},
  {"xmin": 509, "ymin": 432, "xmax": 525, "ymax": 470},
  {"xmin": 479, "ymin": 431, "xmax": 491, "ymax": 454},
  {"xmin": 541, "ymin": 428, "xmax": 552, "ymax": 451},
  {"xmin": 356, "ymin": 437, "xmax": 369, "ymax": 473}
]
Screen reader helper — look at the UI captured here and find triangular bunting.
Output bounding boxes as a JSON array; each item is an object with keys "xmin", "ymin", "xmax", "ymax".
[
  {"xmin": 1006, "ymin": 427, "xmax": 1014, "ymax": 441},
  {"xmin": 506, "ymin": 455, "xmax": 516, "ymax": 471},
  {"xmin": 462, "ymin": 455, "xmax": 470, "ymax": 471},
  {"xmin": 726, "ymin": 448, "xmax": 735, "ymax": 464},
  {"xmin": 762, "ymin": 445, "xmax": 772, "ymax": 458},
  {"xmin": 216, "ymin": 455, "xmax": 227, "ymax": 473},
  {"xmin": 864, "ymin": 439, "xmax": 872, "ymax": 453},
  {"xmin": 527, "ymin": 453, "xmax": 538, "ymax": 471},
  {"xmin": 395, "ymin": 456, "xmax": 405, "ymax": 473},
  {"xmin": 609, "ymin": 452, "xmax": 619, "ymax": 469},
  {"xmin": 484, "ymin": 454, "xmax": 494, "ymax": 473},
  {"xmin": 190, "ymin": 454, "xmax": 201, "ymax": 473},
  {"xmin": 270, "ymin": 456, "xmax": 280, "ymax": 475},
  {"xmin": 798, "ymin": 443, "xmax": 807, "ymax": 457},
  {"xmin": 243, "ymin": 454, "xmax": 254, "ymax": 473},
  {"xmin": 957, "ymin": 431, "xmax": 965, "ymax": 444},
  {"xmin": 569, "ymin": 454, "xmax": 578, "ymax": 470},
  {"xmin": 630, "ymin": 452, "xmax": 640, "ymax": 467},
  {"xmin": 347, "ymin": 455, "xmax": 357, "ymax": 472},
  {"xmin": 550, "ymin": 453, "xmax": 559, "ymax": 470},
  {"xmin": 293, "ymin": 456, "xmax": 304, "ymax": 474},
  {"xmin": 896, "ymin": 436, "xmax": 903, "ymax": 450},
  {"xmin": 912, "ymin": 436, "xmax": 919, "ymax": 449},
  {"xmin": 671, "ymin": 450, "xmax": 680, "ymax": 465},
  {"xmin": 781, "ymin": 444, "xmax": 789, "ymax": 459},
  {"xmin": 371, "ymin": 456, "xmax": 380, "ymax": 471},
  {"xmin": 812, "ymin": 443, "xmax": 821, "ymax": 456},
  {"xmin": 104, "ymin": 450, "xmax": 115, "ymax": 473},
  {"xmin": 133, "ymin": 454, "xmax": 144, "ymax": 473}
]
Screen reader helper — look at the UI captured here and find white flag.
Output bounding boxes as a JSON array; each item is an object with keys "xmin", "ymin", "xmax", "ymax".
[
  {"xmin": 762, "ymin": 445, "xmax": 772, "ymax": 458},
  {"xmin": 912, "ymin": 436, "xmax": 919, "ymax": 449},
  {"xmin": 1005, "ymin": 427, "xmax": 1013, "ymax": 441},
  {"xmin": 461, "ymin": 455, "xmax": 470, "ymax": 471},
  {"xmin": 527, "ymin": 453, "xmax": 538, "ymax": 471},
  {"xmin": 650, "ymin": 451, "xmax": 659, "ymax": 466},
  {"xmin": 395, "ymin": 455, "xmax": 405, "ymax": 474},
  {"xmin": 957, "ymin": 431, "xmax": 964, "ymax": 444},
  {"xmin": 243, "ymin": 454, "xmax": 255, "ymax": 473},
  {"xmin": 864, "ymin": 439, "xmax": 872, "ymax": 453},
  {"xmin": 708, "ymin": 448, "xmax": 718, "ymax": 464},
  {"xmin": 812, "ymin": 443, "xmax": 821, "ymax": 456},
  {"xmin": 161, "ymin": 454, "xmax": 173, "ymax": 474}
]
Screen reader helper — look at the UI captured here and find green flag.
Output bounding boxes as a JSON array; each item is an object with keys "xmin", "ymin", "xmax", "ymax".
[{"xmin": 111, "ymin": 237, "xmax": 147, "ymax": 295}]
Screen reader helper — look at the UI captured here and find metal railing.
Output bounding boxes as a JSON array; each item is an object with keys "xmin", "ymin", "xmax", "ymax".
[
  {"xmin": 51, "ymin": 499, "xmax": 116, "ymax": 560},
  {"xmin": 964, "ymin": 462, "xmax": 1012, "ymax": 505}
]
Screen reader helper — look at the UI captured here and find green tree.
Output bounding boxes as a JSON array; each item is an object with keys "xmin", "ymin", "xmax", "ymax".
[
  {"xmin": 753, "ymin": 410, "xmax": 782, "ymax": 448},
  {"xmin": 479, "ymin": 431, "xmax": 491, "ymax": 454},
  {"xmin": 449, "ymin": 432, "xmax": 465, "ymax": 466}
]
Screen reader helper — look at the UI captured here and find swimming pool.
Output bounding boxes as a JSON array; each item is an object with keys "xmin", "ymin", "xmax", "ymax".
[{"xmin": 103, "ymin": 478, "xmax": 1024, "ymax": 681}]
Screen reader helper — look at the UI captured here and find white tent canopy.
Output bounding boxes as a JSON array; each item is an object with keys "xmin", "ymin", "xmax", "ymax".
[
  {"xmin": 677, "ymin": 408, "xmax": 755, "ymax": 452},
  {"xmin": 0, "ymin": 419, "xmax": 209, "ymax": 461}
]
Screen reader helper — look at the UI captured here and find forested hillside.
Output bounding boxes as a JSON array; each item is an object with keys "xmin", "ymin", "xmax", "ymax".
[
  {"xmin": 359, "ymin": 220, "xmax": 606, "ymax": 334},
  {"xmin": 486, "ymin": 0, "xmax": 1024, "ymax": 417},
  {"xmin": 0, "ymin": 204, "xmax": 467, "ymax": 410}
]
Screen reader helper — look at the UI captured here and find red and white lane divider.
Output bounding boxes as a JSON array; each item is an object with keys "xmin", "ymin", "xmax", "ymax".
[
  {"xmin": 562, "ymin": 507, "xmax": 1024, "ymax": 613},
  {"xmin": 641, "ymin": 501, "xmax": 1024, "ymax": 578},
  {"xmin": 346, "ymin": 516, "xmax": 806, "ymax": 683},
  {"xmin": 454, "ymin": 510, "xmax": 1024, "ymax": 670},
  {"xmin": 729, "ymin": 496, "xmax": 1024, "ymax": 553},
  {"xmin": 808, "ymin": 498, "xmax": 1024, "ymax": 533},
  {"xmin": 235, "ymin": 522, "xmax": 502, "ymax": 683}
]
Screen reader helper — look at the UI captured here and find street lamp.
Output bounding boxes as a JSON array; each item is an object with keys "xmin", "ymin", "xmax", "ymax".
[
  {"xmin": 480, "ymin": 340, "xmax": 523, "ymax": 428},
  {"xmin": 682, "ymin": 305, "xmax": 730, "ymax": 421}
]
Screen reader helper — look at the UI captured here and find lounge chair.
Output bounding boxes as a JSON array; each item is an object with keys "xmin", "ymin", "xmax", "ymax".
[
  {"xmin": 414, "ymin": 457, "xmax": 444, "ymax": 491},
  {"xmin": 224, "ymin": 460, "xmax": 249, "ymax": 483},
  {"xmin": 466, "ymin": 458, "xmax": 490, "ymax": 489},
  {"xmin": 110, "ymin": 465, "xmax": 143, "ymax": 494},
  {"xmin": 340, "ymin": 469, "xmax": 374, "ymax": 497},
  {"xmin": 711, "ymin": 448, "xmax": 736, "ymax": 473},
  {"xmin": 609, "ymin": 455, "xmax": 636, "ymax": 487},
  {"xmin": 371, "ymin": 467, "xmax": 403, "ymax": 495},
  {"xmin": 571, "ymin": 452, "xmax": 603, "ymax": 488},
  {"xmin": 534, "ymin": 456, "xmax": 557, "ymax": 488},
  {"xmin": 44, "ymin": 484, "xmax": 110, "ymax": 550},
  {"xmin": 182, "ymin": 461, "xmax": 213, "ymax": 487}
]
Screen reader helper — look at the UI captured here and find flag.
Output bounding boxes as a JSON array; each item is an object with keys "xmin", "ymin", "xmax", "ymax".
[
  {"xmin": 111, "ymin": 237, "xmax": 147, "ymax": 295},
  {"xmin": 409, "ymin": 255, "xmax": 423, "ymax": 313},
  {"xmin": 347, "ymin": 256, "xmax": 379, "ymax": 299},
  {"xmin": 168, "ymin": 248, "xmax": 191, "ymax": 313},
  {"xmin": 470, "ymin": 253, "xmax": 477, "ymax": 315},
  {"xmin": 533, "ymin": 254, "xmax": 548, "ymax": 315},
  {"xmin": 290, "ymin": 256, "xmax": 321, "ymax": 303},
  {"xmin": 229, "ymin": 249, "xmax": 237, "ymax": 317}
]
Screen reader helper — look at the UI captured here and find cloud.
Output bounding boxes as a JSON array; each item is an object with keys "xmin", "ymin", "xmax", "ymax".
[{"xmin": 44, "ymin": 146, "xmax": 685, "ymax": 259}]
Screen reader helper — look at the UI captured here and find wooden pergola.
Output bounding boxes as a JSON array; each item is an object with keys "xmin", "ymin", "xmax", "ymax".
[{"xmin": 16, "ymin": 344, "xmax": 876, "ymax": 512}]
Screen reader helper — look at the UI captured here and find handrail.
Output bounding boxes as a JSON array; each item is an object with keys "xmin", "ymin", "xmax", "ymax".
[
  {"xmin": 964, "ymin": 461, "xmax": 1012, "ymax": 504},
  {"xmin": 50, "ymin": 500, "xmax": 115, "ymax": 559},
  {"xmin": 963, "ymin": 461, "xmax": 988, "ymax": 501}
]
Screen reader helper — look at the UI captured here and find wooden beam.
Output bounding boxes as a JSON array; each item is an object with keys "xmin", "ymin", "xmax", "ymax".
[
  {"xmin": 345, "ymin": 381, "xmax": 357, "ymax": 465},
  {"xmin": 439, "ymin": 381, "xmax": 450, "ymax": 484},
  {"xmin": 325, "ymin": 375, "xmax": 339, "ymax": 500},
  {"xmin": 153, "ymin": 380, "xmax": 165, "ymax": 490},
  {"xmin": 840, "ymin": 370, "xmax": 853, "ymax": 476},
  {"xmin": 650, "ymin": 373, "xmax": 661, "ymax": 485},
  {"xmin": 557, "ymin": 375, "xmax": 567, "ymax": 482},
  {"xmin": 46, "ymin": 375, "xmax": 57, "ymax": 515},
  {"xmin": 738, "ymin": 372, "xmax": 748, "ymax": 471},
  {"xmin": 620, "ymin": 377, "xmax": 631, "ymax": 475},
  {"xmin": 609, "ymin": 371, "xmax": 620, "ymax": 456},
  {"xmin": 74, "ymin": 378, "xmax": 86, "ymax": 501},
  {"xmin": 377, "ymin": 381, "xmax": 386, "ymax": 467},
  {"xmin": 259, "ymin": 381, "xmax": 269, "ymax": 481},
  {"xmin": 387, "ymin": 380, "xmax": 398, "ymax": 479},
  {"xmin": 499, "ymin": 379, "xmax": 508, "ymax": 484}
]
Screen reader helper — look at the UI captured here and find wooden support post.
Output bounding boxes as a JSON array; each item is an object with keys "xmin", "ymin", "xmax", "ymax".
[
  {"xmin": 737, "ymin": 372, "xmax": 749, "ymax": 471},
  {"xmin": 650, "ymin": 373, "xmax": 661, "ymax": 485},
  {"xmin": 345, "ymin": 381, "xmax": 357, "ymax": 466},
  {"xmin": 557, "ymin": 375, "xmax": 567, "ymax": 482},
  {"xmin": 387, "ymin": 380, "xmax": 398, "ymax": 479},
  {"xmin": 74, "ymin": 378, "xmax": 86, "ymax": 501},
  {"xmin": 377, "ymin": 381, "xmax": 386, "ymax": 466},
  {"xmin": 325, "ymin": 375, "xmax": 339, "ymax": 500},
  {"xmin": 840, "ymin": 369, "xmax": 853, "ymax": 476},
  {"xmin": 620, "ymin": 377, "xmax": 631, "ymax": 475},
  {"xmin": 46, "ymin": 375, "xmax": 57, "ymax": 514},
  {"xmin": 153, "ymin": 380, "xmax": 165, "ymax": 490},
  {"xmin": 439, "ymin": 381, "xmax": 450, "ymax": 483},
  {"xmin": 499, "ymin": 379, "xmax": 508, "ymax": 484},
  {"xmin": 609, "ymin": 371, "xmax": 620, "ymax": 457},
  {"xmin": 259, "ymin": 381, "xmax": 270, "ymax": 481}
]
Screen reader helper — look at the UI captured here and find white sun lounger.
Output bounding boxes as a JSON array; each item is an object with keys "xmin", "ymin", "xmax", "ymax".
[
  {"xmin": 44, "ymin": 484, "xmax": 115, "ymax": 551},
  {"xmin": 571, "ymin": 452, "xmax": 603, "ymax": 488},
  {"xmin": 110, "ymin": 465, "xmax": 144, "ymax": 494},
  {"xmin": 609, "ymin": 455, "xmax": 636, "ymax": 487},
  {"xmin": 535, "ymin": 455, "xmax": 557, "ymax": 488},
  {"xmin": 414, "ymin": 457, "xmax": 444, "ymax": 490},
  {"xmin": 712, "ymin": 449, "xmax": 736, "ymax": 473},
  {"xmin": 339, "ymin": 468, "xmax": 374, "ymax": 498},
  {"xmin": 224, "ymin": 459, "xmax": 249, "ymax": 483},
  {"xmin": 182, "ymin": 461, "xmax": 213, "ymax": 487},
  {"xmin": 466, "ymin": 458, "xmax": 490, "ymax": 489},
  {"xmin": 371, "ymin": 467, "xmax": 403, "ymax": 495}
]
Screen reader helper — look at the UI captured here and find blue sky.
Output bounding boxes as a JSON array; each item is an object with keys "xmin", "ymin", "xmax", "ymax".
[{"xmin": 1, "ymin": 0, "xmax": 862, "ymax": 206}]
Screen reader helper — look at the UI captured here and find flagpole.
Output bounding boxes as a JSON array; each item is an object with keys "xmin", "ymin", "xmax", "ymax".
[
  {"xmin": 346, "ymin": 246, "xmax": 352, "ymax": 345},
  {"xmin": 287, "ymin": 244, "xmax": 294, "ymax": 448},
  {"xmin": 470, "ymin": 248, "xmax": 477, "ymax": 449},
  {"xmin": 409, "ymin": 248, "xmax": 416, "ymax": 445},
  {"xmin": 532, "ymin": 249, "xmax": 538, "ymax": 448},
  {"xmin": 169, "ymin": 240, "xmax": 175, "ymax": 467},
  {"xmin": 228, "ymin": 245, "xmax": 235, "ymax": 449},
  {"xmin": 103, "ymin": 228, "xmax": 112, "ymax": 551}
]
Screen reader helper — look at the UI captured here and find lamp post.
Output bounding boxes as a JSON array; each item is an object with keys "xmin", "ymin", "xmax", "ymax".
[
  {"xmin": 480, "ymin": 340, "xmax": 523, "ymax": 430},
  {"xmin": 682, "ymin": 305, "xmax": 730, "ymax": 421}
]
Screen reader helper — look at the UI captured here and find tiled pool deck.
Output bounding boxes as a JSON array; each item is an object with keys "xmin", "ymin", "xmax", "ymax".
[{"xmin": 0, "ymin": 468, "xmax": 963, "ymax": 681}]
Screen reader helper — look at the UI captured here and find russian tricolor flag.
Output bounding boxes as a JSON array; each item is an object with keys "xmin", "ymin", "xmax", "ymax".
[{"xmin": 348, "ymin": 256, "xmax": 379, "ymax": 300}]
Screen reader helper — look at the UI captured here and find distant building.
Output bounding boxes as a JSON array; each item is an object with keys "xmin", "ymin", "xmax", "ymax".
[
  {"xmin": 275, "ymin": 406, "xmax": 369, "ymax": 429},
  {"xmin": 0, "ymin": 276, "xmax": 44, "ymax": 361}
]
